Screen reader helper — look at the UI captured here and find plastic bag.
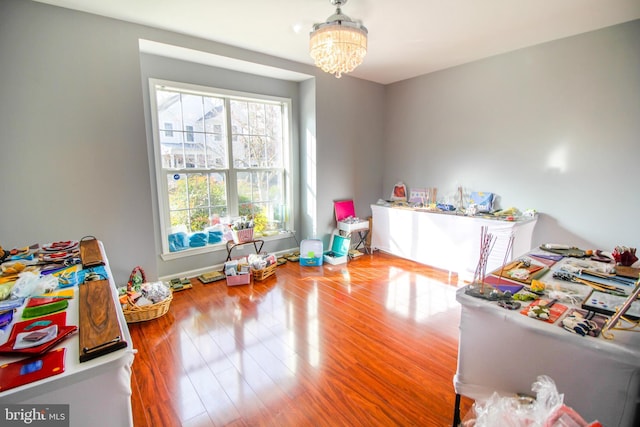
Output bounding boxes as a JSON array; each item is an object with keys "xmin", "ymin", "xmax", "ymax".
[
  {"xmin": 463, "ymin": 376, "xmax": 597, "ymax": 427},
  {"xmin": 140, "ymin": 281, "xmax": 170, "ymax": 304},
  {"xmin": 470, "ymin": 192, "xmax": 494, "ymax": 213},
  {"xmin": 10, "ymin": 271, "xmax": 58, "ymax": 299},
  {"xmin": 0, "ymin": 282, "xmax": 14, "ymax": 300}
]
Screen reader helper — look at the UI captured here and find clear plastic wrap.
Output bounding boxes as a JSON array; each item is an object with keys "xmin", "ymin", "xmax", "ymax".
[
  {"xmin": 10, "ymin": 271, "xmax": 58, "ymax": 299},
  {"xmin": 462, "ymin": 376, "xmax": 600, "ymax": 427}
]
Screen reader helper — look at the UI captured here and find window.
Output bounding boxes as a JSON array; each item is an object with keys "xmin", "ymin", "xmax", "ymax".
[
  {"xmin": 149, "ymin": 79, "xmax": 292, "ymax": 255},
  {"xmin": 163, "ymin": 122, "xmax": 173, "ymax": 137},
  {"xmin": 185, "ymin": 125, "xmax": 194, "ymax": 142}
]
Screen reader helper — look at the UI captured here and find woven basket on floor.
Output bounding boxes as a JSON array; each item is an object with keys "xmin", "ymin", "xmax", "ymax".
[
  {"xmin": 251, "ymin": 263, "xmax": 277, "ymax": 281},
  {"xmin": 123, "ymin": 292, "xmax": 173, "ymax": 323},
  {"xmin": 122, "ymin": 266, "xmax": 173, "ymax": 323}
]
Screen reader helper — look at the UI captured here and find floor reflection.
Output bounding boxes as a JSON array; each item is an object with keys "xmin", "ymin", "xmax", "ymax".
[
  {"xmin": 146, "ymin": 255, "xmax": 465, "ymax": 425},
  {"xmin": 385, "ymin": 266, "xmax": 459, "ymax": 322}
]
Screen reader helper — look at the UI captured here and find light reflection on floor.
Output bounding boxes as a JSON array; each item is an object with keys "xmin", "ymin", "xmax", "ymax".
[
  {"xmin": 385, "ymin": 266, "xmax": 459, "ymax": 322},
  {"xmin": 168, "ymin": 262, "xmax": 462, "ymax": 423}
]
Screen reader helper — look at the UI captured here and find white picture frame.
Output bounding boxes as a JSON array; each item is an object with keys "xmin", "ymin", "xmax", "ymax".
[{"xmin": 409, "ymin": 188, "xmax": 426, "ymax": 204}]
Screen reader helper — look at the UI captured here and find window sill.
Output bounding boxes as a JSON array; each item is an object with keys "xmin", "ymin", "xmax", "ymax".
[{"xmin": 160, "ymin": 231, "xmax": 295, "ymax": 261}]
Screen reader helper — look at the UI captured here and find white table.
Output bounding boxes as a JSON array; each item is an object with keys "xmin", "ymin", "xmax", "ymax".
[
  {"xmin": 0, "ymin": 246, "xmax": 135, "ymax": 427},
  {"xmin": 454, "ymin": 260, "xmax": 640, "ymax": 427},
  {"xmin": 370, "ymin": 204, "xmax": 537, "ymax": 281}
]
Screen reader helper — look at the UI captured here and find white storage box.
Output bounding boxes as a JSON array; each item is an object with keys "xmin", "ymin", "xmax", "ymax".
[
  {"xmin": 334, "ymin": 199, "xmax": 369, "ymax": 233},
  {"xmin": 337, "ymin": 219, "xmax": 369, "ymax": 233},
  {"xmin": 300, "ymin": 239, "xmax": 323, "ymax": 266},
  {"xmin": 323, "ymin": 233, "xmax": 350, "ymax": 265}
]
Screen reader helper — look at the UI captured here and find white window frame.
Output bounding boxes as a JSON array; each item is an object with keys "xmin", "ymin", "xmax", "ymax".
[{"xmin": 149, "ymin": 78, "xmax": 293, "ymax": 258}]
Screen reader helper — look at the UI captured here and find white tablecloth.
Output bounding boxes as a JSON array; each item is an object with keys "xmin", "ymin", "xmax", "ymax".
[
  {"xmin": 371, "ymin": 205, "xmax": 537, "ymax": 281},
  {"xmin": 454, "ymin": 259, "xmax": 640, "ymax": 427}
]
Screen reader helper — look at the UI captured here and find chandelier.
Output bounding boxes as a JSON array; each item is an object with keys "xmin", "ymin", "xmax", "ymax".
[{"xmin": 309, "ymin": 0, "xmax": 368, "ymax": 78}]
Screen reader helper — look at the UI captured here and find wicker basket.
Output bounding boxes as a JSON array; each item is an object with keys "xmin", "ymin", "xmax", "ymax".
[
  {"xmin": 122, "ymin": 266, "xmax": 173, "ymax": 323},
  {"xmin": 252, "ymin": 263, "xmax": 277, "ymax": 281},
  {"xmin": 123, "ymin": 292, "xmax": 173, "ymax": 323}
]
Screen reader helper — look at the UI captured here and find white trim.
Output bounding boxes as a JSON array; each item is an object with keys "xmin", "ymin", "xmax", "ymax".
[
  {"xmin": 139, "ymin": 39, "xmax": 312, "ymax": 83},
  {"xmin": 148, "ymin": 81, "xmax": 294, "ymax": 257}
]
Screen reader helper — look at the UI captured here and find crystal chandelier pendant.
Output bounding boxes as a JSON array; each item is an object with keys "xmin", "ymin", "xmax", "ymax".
[{"xmin": 309, "ymin": 0, "xmax": 368, "ymax": 78}]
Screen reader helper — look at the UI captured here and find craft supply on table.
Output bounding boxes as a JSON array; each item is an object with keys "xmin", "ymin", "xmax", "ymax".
[
  {"xmin": 521, "ymin": 299, "xmax": 567, "ymax": 323},
  {"xmin": 581, "ymin": 290, "xmax": 640, "ymax": 320},
  {"xmin": 612, "ymin": 246, "xmax": 638, "ymax": 266},
  {"xmin": 22, "ymin": 298, "xmax": 69, "ymax": 319},
  {"xmin": 615, "ymin": 265, "xmax": 640, "ymax": 280},
  {"xmin": 79, "ymin": 236, "xmax": 104, "ymax": 268},
  {"xmin": 540, "ymin": 244, "xmax": 587, "ymax": 258},
  {"xmin": 560, "ymin": 308, "xmax": 607, "ymax": 337},
  {"xmin": 0, "ymin": 347, "xmax": 67, "ymax": 392},
  {"xmin": 79, "ymin": 279, "xmax": 128, "ymax": 362},
  {"xmin": 552, "ymin": 270, "xmax": 628, "ymax": 296},
  {"xmin": 0, "ymin": 312, "xmax": 77, "ymax": 356},
  {"xmin": 491, "ymin": 257, "xmax": 548, "ymax": 285}
]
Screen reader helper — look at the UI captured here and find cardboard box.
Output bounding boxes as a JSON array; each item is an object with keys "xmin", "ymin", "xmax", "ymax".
[{"xmin": 323, "ymin": 233, "xmax": 350, "ymax": 265}]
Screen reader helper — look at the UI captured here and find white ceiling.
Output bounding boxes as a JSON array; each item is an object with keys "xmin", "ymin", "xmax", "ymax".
[{"xmin": 35, "ymin": 0, "xmax": 640, "ymax": 84}]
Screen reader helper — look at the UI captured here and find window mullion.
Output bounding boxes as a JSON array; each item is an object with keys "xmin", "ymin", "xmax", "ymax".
[{"xmin": 225, "ymin": 97, "xmax": 238, "ymax": 217}]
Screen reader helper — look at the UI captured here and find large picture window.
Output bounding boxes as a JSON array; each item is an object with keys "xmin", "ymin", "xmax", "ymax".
[{"xmin": 149, "ymin": 79, "xmax": 292, "ymax": 255}]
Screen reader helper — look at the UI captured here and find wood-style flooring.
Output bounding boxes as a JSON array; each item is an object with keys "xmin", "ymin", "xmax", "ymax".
[{"xmin": 128, "ymin": 251, "xmax": 474, "ymax": 426}]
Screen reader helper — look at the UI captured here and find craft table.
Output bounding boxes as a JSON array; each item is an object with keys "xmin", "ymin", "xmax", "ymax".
[
  {"xmin": 371, "ymin": 204, "xmax": 537, "ymax": 281},
  {"xmin": 0, "ymin": 244, "xmax": 135, "ymax": 427},
  {"xmin": 453, "ymin": 258, "xmax": 640, "ymax": 427}
]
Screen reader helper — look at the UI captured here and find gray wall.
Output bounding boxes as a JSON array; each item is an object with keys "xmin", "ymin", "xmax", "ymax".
[
  {"xmin": 384, "ymin": 20, "xmax": 640, "ymax": 251},
  {"xmin": 0, "ymin": 0, "xmax": 384, "ymax": 283},
  {"xmin": 313, "ymin": 74, "xmax": 386, "ymax": 241},
  {"xmin": 0, "ymin": 1, "xmax": 156, "ymax": 283}
]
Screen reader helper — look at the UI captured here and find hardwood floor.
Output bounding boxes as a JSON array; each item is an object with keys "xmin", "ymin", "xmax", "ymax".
[{"xmin": 128, "ymin": 251, "xmax": 474, "ymax": 426}]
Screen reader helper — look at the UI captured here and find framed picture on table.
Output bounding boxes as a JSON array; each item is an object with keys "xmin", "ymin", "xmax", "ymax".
[
  {"xmin": 391, "ymin": 182, "xmax": 407, "ymax": 201},
  {"xmin": 409, "ymin": 188, "xmax": 427, "ymax": 205}
]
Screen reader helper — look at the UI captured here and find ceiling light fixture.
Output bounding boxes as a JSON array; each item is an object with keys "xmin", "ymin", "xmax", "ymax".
[{"xmin": 309, "ymin": 0, "xmax": 368, "ymax": 78}]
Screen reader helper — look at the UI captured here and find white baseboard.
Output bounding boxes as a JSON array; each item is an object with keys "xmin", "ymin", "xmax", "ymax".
[{"xmin": 159, "ymin": 247, "xmax": 299, "ymax": 282}]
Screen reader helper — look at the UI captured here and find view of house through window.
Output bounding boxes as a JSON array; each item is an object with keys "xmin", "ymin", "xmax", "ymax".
[{"xmin": 150, "ymin": 80, "xmax": 291, "ymax": 254}]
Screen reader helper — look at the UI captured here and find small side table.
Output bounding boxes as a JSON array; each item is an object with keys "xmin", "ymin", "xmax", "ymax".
[
  {"xmin": 350, "ymin": 228, "xmax": 370, "ymax": 254},
  {"xmin": 226, "ymin": 239, "xmax": 264, "ymax": 261}
]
